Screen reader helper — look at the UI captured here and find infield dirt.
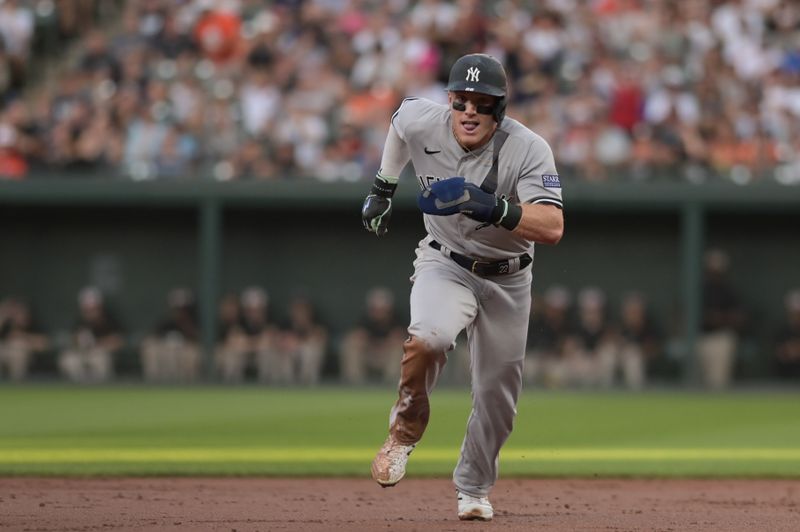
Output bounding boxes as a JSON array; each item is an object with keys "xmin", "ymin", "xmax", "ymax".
[{"xmin": 1, "ymin": 477, "xmax": 798, "ymax": 531}]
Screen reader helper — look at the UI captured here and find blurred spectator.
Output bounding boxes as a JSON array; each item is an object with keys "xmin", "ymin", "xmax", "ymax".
[
  {"xmin": 0, "ymin": 0, "xmax": 33, "ymax": 71},
  {"xmin": 238, "ymin": 66, "xmax": 281, "ymax": 138},
  {"xmin": 152, "ymin": 123, "xmax": 199, "ymax": 179},
  {"xmin": 110, "ymin": 4, "xmax": 148, "ymax": 56},
  {"xmin": 122, "ymin": 100, "xmax": 171, "ymax": 179},
  {"xmin": 0, "ymin": 38, "xmax": 24, "ymax": 104},
  {"xmin": 697, "ymin": 248, "xmax": 746, "ymax": 390},
  {"xmin": 192, "ymin": 1, "xmax": 242, "ymax": 66},
  {"xmin": 524, "ymin": 286, "xmax": 580, "ymax": 388},
  {"xmin": 606, "ymin": 291, "xmax": 662, "ymax": 390},
  {"xmin": 220, "ymin": 137, "xmax": 278, "ymax": 180},
  {"xmin": 151, "ymin": 9, "xmax": 195, "ymax": 60},
  {"xmin": 59, "ymin": 286, "xmax": 124, "ymax": 383},
  {"xmin": 607, "ymin": 59, "xmax": 645, "ymax": 134},
  {"xmin": 0, "ymin": 119, "xmax": 26, "ymax": 178},
  {"xmin": 79, "ymin": 30, "xmax": 120, "ymax": 82},
  {"xmin": 140, "ymin": 287, "xmax": 200, "ymax": 383},
  {"xmin": 0, "ymin": 297, "xmax": 48, "ymax": 381},
  {"xmin": 56, "ymin": 0, "xmax": 106, "ymax": 41},
  {"xmin": 774, "ymin": 289, "xmax": 800, "ymax": 379},
  {"xmin": 276, "ymin": 294, "xmax": 329, "ymax": 386},
  {"xmin": 339, "ymin": 286, "xmax": 405, "ymax": 385}
]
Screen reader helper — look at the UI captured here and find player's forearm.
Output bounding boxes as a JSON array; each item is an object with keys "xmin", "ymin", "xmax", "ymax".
[
  {"xmin": 363, "ymin": 125, "xmax": 409, "ymax": 237},
  {"xmin": 378, "ymin": 124, "xmax": 410, "ymax": 183},
  {"xmin": 511, "ymin": 203, "xmax": 563, "ymax": 245}
]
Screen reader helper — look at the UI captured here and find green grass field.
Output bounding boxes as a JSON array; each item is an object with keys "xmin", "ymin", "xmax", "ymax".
[{"xmin": 1, "ymin": 386, "xmax": 798, "ymax": 477}]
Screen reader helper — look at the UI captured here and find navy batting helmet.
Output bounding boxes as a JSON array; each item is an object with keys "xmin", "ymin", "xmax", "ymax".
[{"xmin": 446, "ymin": 54, "xmax": 508, "ymax": 124}]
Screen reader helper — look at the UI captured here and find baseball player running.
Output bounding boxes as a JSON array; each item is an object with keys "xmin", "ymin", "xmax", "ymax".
[{"xmin": 361, "ymin": 53, "xmax": 564, "ymax": 521}]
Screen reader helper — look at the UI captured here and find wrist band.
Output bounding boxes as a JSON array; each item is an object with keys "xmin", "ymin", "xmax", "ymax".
[
  {"xmin": 371, "ymin": 173, "xmax": 398, "ymax": 198},
  {"xmin": 498, "ymin": 201, "xmax": 522, "ymax": 230}
]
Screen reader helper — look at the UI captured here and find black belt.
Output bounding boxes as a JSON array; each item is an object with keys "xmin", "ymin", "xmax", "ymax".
[{"xmin": 429, "ymin": 240, "xmax": 532, "ymax": 276}]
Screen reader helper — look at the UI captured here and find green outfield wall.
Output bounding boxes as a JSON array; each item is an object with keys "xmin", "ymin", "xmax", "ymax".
[{"xmin": 1, "ymin": 179, "xmax": 798, "ymax": 381}]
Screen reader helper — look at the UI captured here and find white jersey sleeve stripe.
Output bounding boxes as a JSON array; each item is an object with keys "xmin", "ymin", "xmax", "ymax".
[{"xmin": 530, "ymin": 197, "xmax": 564, "ymax": 208}]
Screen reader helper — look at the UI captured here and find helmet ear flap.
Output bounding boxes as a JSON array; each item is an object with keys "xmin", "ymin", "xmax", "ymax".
[{"xmin": 494, "ymin": 96, "xmax": 506, "ymax": 124}]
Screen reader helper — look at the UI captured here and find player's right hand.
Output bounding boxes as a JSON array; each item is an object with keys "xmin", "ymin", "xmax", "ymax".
[{"xmin": 362, "ymin": 194, "xmax": 393, "ymax": 236}]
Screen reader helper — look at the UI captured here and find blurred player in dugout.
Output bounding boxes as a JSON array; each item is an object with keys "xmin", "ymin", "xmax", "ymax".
[
  {"xmin": 524, "ymin": 285, "xmax": 579, "ymax": 388},
  {"xmin": 526, "ymin": 286, "xmax": 619, "ymax": 389},
  {"xmin": 215, "ymin": 287, "xmax": 279, "ymax": 384},
  {"xmin": 214, "ymin": 287, "xmax": 328, "ymax": 385},
  {"xmin": 140, "ymin": 288, "xmax": 200, "ymax": 383},
  {"xmin": 339, "ymin": 286, "xmax": 405, "ymax": 385},
  {"xmin": 59, "ymin": 286, "xmax": 124, "ymax": 383},
  {"xmin": 278, "ymin": 294, "xmax": 329, "ymax": 386},
  {"xmin": 612, "ymin": 291, "xmax": 661, "ymax": 389},
  {"xmin": 0, "ymin": 297, "xmax": 49, "ymax": 381},
  {"xmin": 774, "ymin": 288, "xmax": 800, "ymax": 379},
  {"xmin": 526, "ymin": 286, "xmax": 660, "ymax": 390},
  {"xmin": 697, "ymin": 249, "xmax": 746, "ymax": 390},
  {"xmin": 575, "ymin": 287, "xmax": 661, "ymax": 390}
]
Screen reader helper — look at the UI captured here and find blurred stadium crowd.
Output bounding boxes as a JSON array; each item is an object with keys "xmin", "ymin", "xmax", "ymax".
[{"xmin": 0, "ymin": 0, "xmax": 798, "ymax": 183}]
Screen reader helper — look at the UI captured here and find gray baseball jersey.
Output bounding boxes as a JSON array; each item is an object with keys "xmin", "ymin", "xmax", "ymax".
[
  {"xmin": 390, "ymin": 97, "xmax": 563, "ymax": 260},
  {"xmin": 378, "ymin": 97, "xmax": 563, "ymax": 498}
]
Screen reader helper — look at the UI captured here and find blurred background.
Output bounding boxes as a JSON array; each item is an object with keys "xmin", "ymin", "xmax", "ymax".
[{"xmin": 0, "ymin": 0, "xmax": 798, "ymax": 391}]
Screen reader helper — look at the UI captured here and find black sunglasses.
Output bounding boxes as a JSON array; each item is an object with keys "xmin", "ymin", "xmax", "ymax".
[{"xmin": 452, "ymin": 101, "xmax": 494, "ymax": 115}]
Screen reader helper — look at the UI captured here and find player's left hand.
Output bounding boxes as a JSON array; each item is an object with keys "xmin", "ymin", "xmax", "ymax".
[
  {"xmin": 456, "ymin": 183, "xmax": 502, "ymax": 223},
  {"xmin": 362, "ymin": 194, "xmax": 393, "ymax": 236},
  {"xmin": 418, "ymin": 177, "xmax": 504, "ymax": 224}
]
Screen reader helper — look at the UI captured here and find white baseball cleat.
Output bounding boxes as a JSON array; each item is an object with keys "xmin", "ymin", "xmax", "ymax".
[
  {"xmin": 370, "ymin": 435, "xmax": 415, "ymax": 487},
  {"xmin": 457, "ymin": 491, "xmax": 494, "ymax": 521}
]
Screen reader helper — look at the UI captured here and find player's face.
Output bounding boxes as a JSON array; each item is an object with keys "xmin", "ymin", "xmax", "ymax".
[{"xmin": 449, "ymin": 91, "xmax": 498, "ymax": 150}]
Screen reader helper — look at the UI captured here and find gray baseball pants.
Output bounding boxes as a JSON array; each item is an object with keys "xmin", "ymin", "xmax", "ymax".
[{"xmin": 387, "ymin": 239, "xmax": 532, "ymax": 498}]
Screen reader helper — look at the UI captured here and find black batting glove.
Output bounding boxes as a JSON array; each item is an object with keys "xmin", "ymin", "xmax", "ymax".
[
  {"xmin": 362, "ymin": 174, "xmax": 398, "ymax": 237},
  {"xmin": 362, "ymin": 195, "xmax": 392, "ymax": 236}
]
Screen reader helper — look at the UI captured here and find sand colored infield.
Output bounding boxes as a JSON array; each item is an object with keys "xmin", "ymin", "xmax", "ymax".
[{"xmin": 1, "ymin": 477, "xmax": 798, "ymax": 531}]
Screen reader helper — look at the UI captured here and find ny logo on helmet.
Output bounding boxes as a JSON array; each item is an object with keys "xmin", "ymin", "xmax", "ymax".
[{"xmin": 466, "ymin": 67, "xmax": 480, "ymax": 82}]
